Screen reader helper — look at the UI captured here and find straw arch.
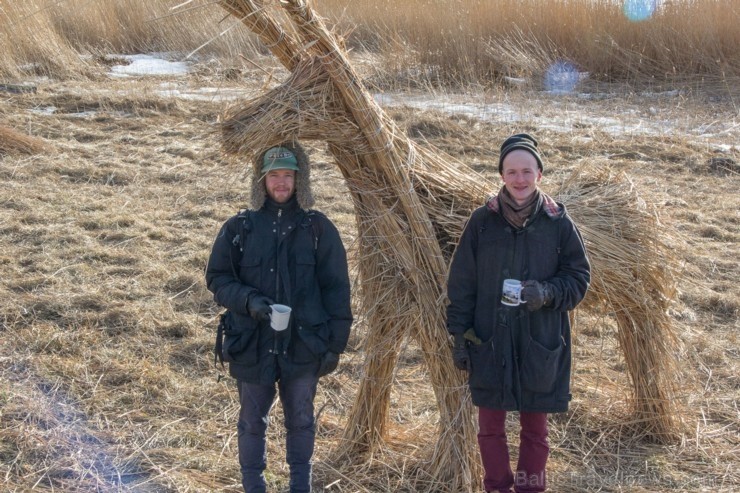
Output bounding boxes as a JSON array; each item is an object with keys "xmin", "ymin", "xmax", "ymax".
[{"xmin": 215, "ymin": 1, "xmax": 680, "ymax": 490}]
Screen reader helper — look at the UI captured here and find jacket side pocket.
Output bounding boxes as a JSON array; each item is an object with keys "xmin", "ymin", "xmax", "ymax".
[
  {"xmin": 520, "ymin": 337, "xmax": 563, "ymax": 393},
  {"xmin": 468, "ymin": 339, "xmax": 502, "ymax": 391},
  {"xmin": 222, "ymin": 313, "xmax": 259, "ymax": 366},
  {"xmin": 292, "ymin": 321, "xmax": 329, "ymax": 363}
]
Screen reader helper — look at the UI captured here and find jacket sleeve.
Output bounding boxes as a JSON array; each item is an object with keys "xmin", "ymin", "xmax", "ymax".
[
  {"xmin": 205, "ymin": 216, "xmax": 258, "ymax": 314},
  {"xmin": 314, "ymin": 214, "xmax": 353, "ymax": 354},
  {"xmin": 547, "ymin": 215, "xmax": 591, "ymax": 311},
  {"xmin": 446, "ymin": 211, "xmax": 480, "ymax": 335}
]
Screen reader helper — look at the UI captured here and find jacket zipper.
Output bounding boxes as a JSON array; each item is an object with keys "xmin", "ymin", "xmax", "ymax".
[
  {"xmin": 274, "ymin": 207, "xmax": 282, "ymax": 356},
  {"xmin": 276, "ymin": 207, "xmax": 282, "ymax": 301}
]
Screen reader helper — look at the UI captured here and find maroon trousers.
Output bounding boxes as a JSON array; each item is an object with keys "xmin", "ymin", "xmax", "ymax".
[{"xmin": 478, "ymin": 408, "xmax": 549, "ymax": 493}]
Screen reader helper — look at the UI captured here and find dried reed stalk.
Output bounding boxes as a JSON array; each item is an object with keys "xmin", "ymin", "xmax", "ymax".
[
  {"xmin": 0, "ymin": 125, "xmax": 49, "ymax": 155},
  {"xmin": 219, "ymin": 0, "xmax": 302, "ymax": 70},
  {"xmin": 217, "ymin": 1, "xmax": 681, "ymax": 490}
]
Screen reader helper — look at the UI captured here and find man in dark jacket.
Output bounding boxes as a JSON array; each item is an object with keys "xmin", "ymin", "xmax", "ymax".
[
  {"xmin": 446, "ymin": 134, "xmax": 590, "ymax": 493},
  {"xmin": 206, "ymin": 142, "xmax": 353, "ymax": 493}
]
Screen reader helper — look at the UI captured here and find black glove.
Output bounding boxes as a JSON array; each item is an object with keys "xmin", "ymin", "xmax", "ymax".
[
  {"xmin": 318, "ymin": 351, "xmax": 340, "ymax": 377},
  {"xmin": 452, "ymin": 333, "xmax": 470, "ymax": 372},
  {"xmin": 520, "ymin": 280, "xmax": 554, "ymax": 311},
  {"xmin": 247, "ymin": 292, "xmax": 274, "ymax": 321}
]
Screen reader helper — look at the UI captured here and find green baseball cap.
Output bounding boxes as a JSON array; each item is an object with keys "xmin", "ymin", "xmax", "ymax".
[{"xmin": 261, "ymin": 146, "xmax": 299, "ymax": 173}]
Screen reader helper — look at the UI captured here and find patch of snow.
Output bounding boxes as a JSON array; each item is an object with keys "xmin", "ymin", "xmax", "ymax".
[
  {"xmin": 639, "ymin": 89, "xmax": 681, "ymax": 98},
  {"xmin": 716, "ymin": 144, "xmax": 739, "ymax": 152},
  {"xmin": 154, "ymin": 86, "xmax": 249, "ymax": 101},
  {"xmin": 372, "ymin": 91, "xmax": 739, "ymax": 149},
  {"xmin": 29, "ymin": 107, "xmax": 132, "ymax": 119},
  {"xmin": 30, "ymin": 106, "xmax": 57, "ymax": 115},
  {"xmin": 19, "ymin": 63, "xmax": 41, "ymax": 72},
  {"xmin": 65, "ymin": 111, "xmax": 100, "ymax": 118},
  {"xmin": 374, "ymin": 93, "xmax": 522, "ymax": 123},
  {"xmin": 109, "ymin": 54, "xmax": 190, "ymax": 77},
  {"xmin": 503, "ymin": 76, "xmax": 529, "ymax": 86}
]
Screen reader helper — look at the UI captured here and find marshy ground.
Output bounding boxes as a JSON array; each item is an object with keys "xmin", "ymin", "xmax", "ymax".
[{"xmin": 1, "ymin": 57, "xmax": 738, "ymax": 491}]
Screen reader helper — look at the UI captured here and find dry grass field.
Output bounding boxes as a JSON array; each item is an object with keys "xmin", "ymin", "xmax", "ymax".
[
  {"xmin": 1, "ymin": 57, "xmax": 738, "ymax": 492},
  {"xmin": 1, "ymin": 1, "xmax": 739, "ymax": 492}
]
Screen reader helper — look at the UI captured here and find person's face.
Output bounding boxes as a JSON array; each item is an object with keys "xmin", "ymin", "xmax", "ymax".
[
  {"xmin": 264, "ymin": 169, "xmax": 296, "ymax": 204},
  {"xmin": 501, "ymin": 150, "xmax": 542, "ymax": 206}
]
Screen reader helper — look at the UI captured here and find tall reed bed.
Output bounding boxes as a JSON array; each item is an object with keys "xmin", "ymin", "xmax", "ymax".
[
  {"xmin": 1, "ymin": 0, "xmax": 738, "ymax": 87},
  {"xmin": 317, "ymin": 0, "xmax": 740, "ymax": 88},
  {"xmin": 0, "ymin": 0, "xmax": 256, "ymax": 80}
]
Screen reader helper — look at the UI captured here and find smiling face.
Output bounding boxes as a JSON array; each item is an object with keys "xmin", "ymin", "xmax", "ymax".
[
  {"xmin": 264, "ymin": 169, "xmax": 296, "ymax": 204},
  {"xmin": 501, "ymin": 149, "xmax": 542, "ymax": 205}
]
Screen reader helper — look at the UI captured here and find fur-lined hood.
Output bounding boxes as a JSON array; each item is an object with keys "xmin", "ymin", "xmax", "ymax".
[{"xmin": 250, "ymin": 141, "xmax": 315, "ymax": 210}]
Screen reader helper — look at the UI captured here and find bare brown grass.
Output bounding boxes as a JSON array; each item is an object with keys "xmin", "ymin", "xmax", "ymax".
[
  {"xmin": 1, "ymin": 67, "xmax": 738, "ymax": 490},
  {"xmin": 0, "ymin": 125, "xmax": 50, "ymax": 155},
  {"xmin": 1, "ymin": 1, "xmax": 738, "ymax": 490}
]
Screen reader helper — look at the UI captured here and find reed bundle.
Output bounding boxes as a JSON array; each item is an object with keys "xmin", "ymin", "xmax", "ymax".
[
  {"xmin": 216, "ymin": 0, "xmax": 681, "ymax": 489},
  {"xmin": 0, "ymin": 125, "xmax": 49, "ymax": 156}
]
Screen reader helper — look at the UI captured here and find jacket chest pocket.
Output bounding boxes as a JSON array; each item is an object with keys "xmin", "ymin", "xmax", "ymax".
[
  {"xmin": 478, "ymin": 231, "xmax": 514, "ymax": 278},
  {"xmin": 239, "ymin": 256, "xmax": 262, "ymax": 286},
  {"xmin": 296, "ymin": 253, "xmax": 316, "ymax": 291},
  {"xmin": 526, "ymin": 234, "xmax": 559, "ymax": 279}
]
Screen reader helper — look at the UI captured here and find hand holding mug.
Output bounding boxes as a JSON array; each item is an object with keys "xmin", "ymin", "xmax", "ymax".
[
  {"xmin": 269, "ymin": 304, "xmax": 292, "ymax": 331},
  {"xmin": 520, "ymin": 280, "xmax": 554, "ymax": 311},
  {"xmin": 501, "ymin": 279, "xmax": 526, "ymax": 306}
]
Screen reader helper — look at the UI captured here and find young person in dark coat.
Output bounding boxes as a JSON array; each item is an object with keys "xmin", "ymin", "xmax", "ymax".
[
  {"xmin": 206, "ymin": 142, "xmax": 353, "ymax": 493},
  {"xmin": 446, "ymin": 134, "xmax": 590, "ymax": 493}
]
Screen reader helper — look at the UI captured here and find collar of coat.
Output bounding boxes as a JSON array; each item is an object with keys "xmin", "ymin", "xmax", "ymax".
[
  {"xmin": 263, "ymin": 195, "xmax": 301, "ymax": 216},
  {"xmin": 485, "ymin": 190, "xmax": 562, "ymax": 219}
]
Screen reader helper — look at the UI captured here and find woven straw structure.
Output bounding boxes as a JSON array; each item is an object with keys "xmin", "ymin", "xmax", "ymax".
[{"xmin": 217, "ymin": 1, "xmax": 681, "ymax": 489}]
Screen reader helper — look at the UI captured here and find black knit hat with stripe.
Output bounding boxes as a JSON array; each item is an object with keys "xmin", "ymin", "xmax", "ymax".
[{"xmin": 498, "ymin": 133, "xmax": 543, "ymax": 174}]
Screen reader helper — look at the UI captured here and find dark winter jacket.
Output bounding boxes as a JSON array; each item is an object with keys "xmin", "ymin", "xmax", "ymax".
[
  {"xmin": 206, "ymin": 196, "xmax": 353, "ymax": 384},
  {"xmin": 446, "ymin": 198, "xmax": 590, "ymax": 413}
]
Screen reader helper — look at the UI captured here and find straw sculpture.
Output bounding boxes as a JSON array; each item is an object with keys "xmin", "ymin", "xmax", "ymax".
[{"xmin": 216, "ymin": 0, "xmax": 681, "ymax": 489}]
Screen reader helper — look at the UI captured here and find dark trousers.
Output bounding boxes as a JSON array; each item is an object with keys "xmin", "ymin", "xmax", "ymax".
[
  {"xmin": 478, "ymin": 407, "xmax": 549, "ymax": 493},
  {"xmin": 237, "ymin": 376, "xmax": 318, "ymax": 493}
]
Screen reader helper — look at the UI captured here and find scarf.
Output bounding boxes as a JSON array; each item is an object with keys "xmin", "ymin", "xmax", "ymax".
[{"xmin": 486, "ymin": 186, "xmax": 562, "ymax": 229}]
